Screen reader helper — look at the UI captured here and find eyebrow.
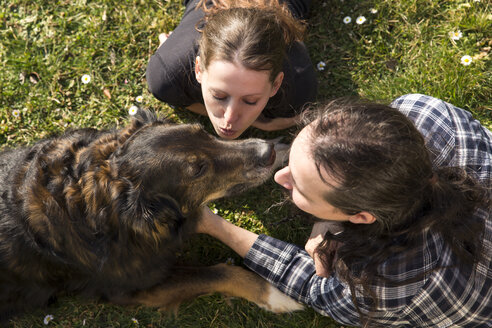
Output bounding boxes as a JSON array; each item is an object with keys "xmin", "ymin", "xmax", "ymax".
[
  {"xmin": 210, "ymin": 88, "xmax": 226, "ymax": 94},
  {"xmin": 209, "ymin": 88, "xmax": 263, "ymax": 97}
]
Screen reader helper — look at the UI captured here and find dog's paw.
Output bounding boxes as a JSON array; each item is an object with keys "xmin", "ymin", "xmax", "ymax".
[{"xmin": 259, "ymin": 284, "xmax": 304, "ymax": 313}]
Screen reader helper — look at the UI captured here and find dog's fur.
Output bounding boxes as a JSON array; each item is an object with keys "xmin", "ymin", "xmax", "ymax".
[{"xmin": 0, "ymin": 110, "xmax": 301, "ymax": 322}]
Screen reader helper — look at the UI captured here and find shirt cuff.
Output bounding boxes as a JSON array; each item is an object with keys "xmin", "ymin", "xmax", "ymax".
[{"xmin": 244, "ymin": 234, "xmax": 316, "ymax": 296}]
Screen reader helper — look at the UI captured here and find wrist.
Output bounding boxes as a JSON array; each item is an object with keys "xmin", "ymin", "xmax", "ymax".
[
  {"xmin": 196, "ymin": 207, "xmax": 222, "ymax": 235},
  {"xmin": 197, "ymin": 207, "xmax": 258, "ymax": 258}
]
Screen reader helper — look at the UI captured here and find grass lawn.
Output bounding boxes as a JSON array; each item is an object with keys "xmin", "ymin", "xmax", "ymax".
[{"xmin": 1, "ymin": 0, "xmax": 490, "ymax": 327}]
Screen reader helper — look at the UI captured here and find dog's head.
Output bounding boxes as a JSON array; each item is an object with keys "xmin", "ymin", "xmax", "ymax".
[
  {"xmin": 111, "ymin": 110, "xmax": 277, "ymax": 226},
  {"xmin": 15, "ymin": 109, "xmax": 282, "ymax": 266}
]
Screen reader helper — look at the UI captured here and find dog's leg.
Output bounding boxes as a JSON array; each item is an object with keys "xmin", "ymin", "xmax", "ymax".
[{"xmin": 114, "ymin": 264, "xmax": 303, "ymax": 314}]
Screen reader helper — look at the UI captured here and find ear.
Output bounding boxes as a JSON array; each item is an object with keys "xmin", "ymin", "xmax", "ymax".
[
  {"xmin": 195, "ymin": 56, "xmax": 203, "ymax": 84},
  {"xmin": 125, "ymin": 190, "xmax": 186, "ymax": 235},
  {"xmin": 133, "ymin": 108, "xmax": 158, "ymax": 125},
  {"xmin": 270, "ymin": 72, "xmax": 284, "ymax": 97},
  {"xmin": 113, "ymin": 109, "xmax": 167, "ymax": 157},
  {"xmin": 348, "ymin": 211, "xmax": 376, "ymax": 224}
]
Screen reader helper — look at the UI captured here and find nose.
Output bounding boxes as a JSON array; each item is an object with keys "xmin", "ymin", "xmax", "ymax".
[
  {"xmin": 257, "ymin": 142, "xmax": 276, "ymax": 167},
  {"xmin": 274, "ymin": 166, "xmax": 292, "ymax": 190},
  {"xmin": 223, "ymin": 101, "xmax": 240, "ymax": 125}
]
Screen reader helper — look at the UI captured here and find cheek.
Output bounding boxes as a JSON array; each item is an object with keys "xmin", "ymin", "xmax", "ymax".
[
  {"xmin": 241, "ymin": 107, "xmax": 263, "ymax": 125},
  {"xmin": 203, "ymin": 97, "xmax": 222, "ymax": 117},
  {"xmin": 256, "ymin": 97, "xmax": 270, "ymax": 113},
  {"xmin": 243, "ymin": 95, "xmax": 270, "ymax": 118},
  {"xmin": 291, "ymin": 191, "xmax": 311, "ymax": 214}
]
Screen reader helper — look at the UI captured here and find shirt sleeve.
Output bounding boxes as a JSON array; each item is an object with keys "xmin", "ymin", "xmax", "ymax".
[
  {"xmin": 391, "ymin": 93, "xmax": 492, "ymax": 187},
  {"xmin": 244, "ymin": 234, "xmax": 361, "ymax": 326},
  {"xmin": 146, "ymin": 0, "xmax": 204, "ymax": 108},
  {"xmin": 390, "ymin": 94, "xmax": 457, "ymax": 168}
]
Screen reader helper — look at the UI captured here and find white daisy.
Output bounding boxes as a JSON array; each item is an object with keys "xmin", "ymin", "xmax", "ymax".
[
  {"xmin": 460, "ymin": 55, "xmax": 472, "ymax": 66},
  {"xmin": 317, "ymin": 61, "xmax": 326, "ymax": 71},
  {"xmin": 43, "ymin": 314, "xmax": 54, "ymax": 325},
  {"xmin": 135, "ymin": 95, "xmax": 143, "ymax": 103},
  {"xmin": 131, "ymin": 318, "xmax": 139, "ymax": 325},
  {"xmin": 81, "ymin": 74, "xmax": 91, "ymax": 84},
  {"xmin": 356, "ymin": 16, "xmax": 367, "ymax": 25},
  {"xmin": 450, "ymin": 30, "xmax": 463, "ymax": 40},
  {"xmin": 12, "ymin": 109, "xmax": 21, "ymax": 118},
  {"xmin": 370, "ymin": 8, "xmax": 378, "ymax": 14},
  {"xmin": 343, "ymin": 16, "xmax": 352, "ymax": 24},
  {"xmin": 225, "ymin": 257, "xmax": 235, "ymax": 265},
  {"xmin": 212, "ymin": 208, "xmax": 219, "ymax": 214},
  {"xmin": 128, "ymin": 105, "xmax": 139, "ymax": 116}
]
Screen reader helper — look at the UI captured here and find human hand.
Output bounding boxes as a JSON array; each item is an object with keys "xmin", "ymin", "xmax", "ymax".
[{"xmin": 305, "ymin": 221, "xmax": 343, "ymax": 278}]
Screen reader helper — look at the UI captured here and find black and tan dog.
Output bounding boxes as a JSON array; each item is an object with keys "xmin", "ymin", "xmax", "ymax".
[{"xmin": 0, "ymin": 110, "xmax": 301, "ymax": 322}]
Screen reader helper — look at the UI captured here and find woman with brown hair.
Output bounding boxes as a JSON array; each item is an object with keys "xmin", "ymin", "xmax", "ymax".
[
  {"xmin": 146, "ymin": 0, "xmax": 316, "ymax": 139},
  {"xmin": 196, "ymin": 94, "xmax": 492, "ymax": 327}
]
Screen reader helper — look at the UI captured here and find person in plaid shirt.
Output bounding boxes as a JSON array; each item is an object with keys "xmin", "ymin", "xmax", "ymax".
[{"xmin": 197, "ymin": 94, "xmax": 491, "ymax": 327}]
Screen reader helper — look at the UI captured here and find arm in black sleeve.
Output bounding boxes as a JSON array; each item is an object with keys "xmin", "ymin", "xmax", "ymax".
[{"xmin": 146, "ymin": 0, "xmax": 204, "ymax": 107}]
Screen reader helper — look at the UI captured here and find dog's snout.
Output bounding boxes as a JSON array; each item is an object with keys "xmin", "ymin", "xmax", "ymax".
[
  {"xmin": 258, "ymin": 142, "xmax": 276, "ymax": 167},
  {"xmin": 239, "ymin": 139, "xmax": 277, "ymax": 169}
]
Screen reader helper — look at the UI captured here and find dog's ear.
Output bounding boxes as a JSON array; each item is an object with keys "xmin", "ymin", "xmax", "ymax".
[
  {"xmin": 133, "ymin": 108, "xmax": 158, "ymax": 125},
  {"xmin": 132, "ymin": 108, "xmax": 175, "ymax": 126},
  {"xmin": 122, "ymin": 189, "xmax": 186, "ymax": 238},
  {"xmin": 116, "ymin": 109, "xmax": 175, "ymax": 148}
]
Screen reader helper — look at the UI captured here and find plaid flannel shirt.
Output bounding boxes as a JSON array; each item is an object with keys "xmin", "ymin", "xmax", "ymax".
[{"xmin": 244, "ymin": 94, "xmax": 492, "ymax": 327}]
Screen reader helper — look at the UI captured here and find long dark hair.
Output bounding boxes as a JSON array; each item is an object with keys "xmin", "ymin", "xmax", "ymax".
[
  {"xmin": 197, "ymin": 0, "xmax": 305, "ymax": 82},
  {"xmin": 301, "ymin": 99, "xmax": 488, "ymax": 325}
]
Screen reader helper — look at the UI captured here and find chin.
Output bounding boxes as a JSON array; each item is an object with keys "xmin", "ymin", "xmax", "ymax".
[{"xmin": 220, "ymin": 132, "xmax": 238, "ymax": 139}]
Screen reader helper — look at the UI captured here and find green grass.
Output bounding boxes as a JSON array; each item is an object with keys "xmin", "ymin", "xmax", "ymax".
[{"xmin": 0, "ymin": 0, "xmax": 491, "ymax": 327}]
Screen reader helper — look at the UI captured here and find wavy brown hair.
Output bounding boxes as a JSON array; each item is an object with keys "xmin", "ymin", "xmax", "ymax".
[
  {"xmin": 300, "ymin": 99, "xmax": 489, "ymax": 326},
  {"xmin": 196, "ymin": 0, "xmax": 306, "ymax": 82}
]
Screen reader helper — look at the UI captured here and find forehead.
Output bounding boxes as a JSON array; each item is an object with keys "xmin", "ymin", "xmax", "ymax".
[
  {"xmin": 289, "ymin": 127, "xmax": 318, "ymax": 181},
  {"xmin": 203, "ymin": 60, "xmax": 272, "ymax": 93},
  {"xmin": 289, "ymin": 126, "xmax": 335, "ymax": 192}
]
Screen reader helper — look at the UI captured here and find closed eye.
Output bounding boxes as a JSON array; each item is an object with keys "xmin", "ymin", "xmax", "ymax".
[
  {"xmin": 213, "ymin": 95, "xmax": 227, "ymax": 101},
  {"xmin": 244, "ymin": 100, "xmax": 258, "ymax": 105}
]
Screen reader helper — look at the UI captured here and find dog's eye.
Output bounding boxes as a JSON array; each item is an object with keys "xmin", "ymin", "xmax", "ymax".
[{"xmin": 191, "ymin": 162, "xmax": 208, "ymax": 179}]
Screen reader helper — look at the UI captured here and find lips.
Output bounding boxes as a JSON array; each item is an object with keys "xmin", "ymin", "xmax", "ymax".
[{"xmin": 219, "ymin": 127, "xmax": 236, "ymax": 137}]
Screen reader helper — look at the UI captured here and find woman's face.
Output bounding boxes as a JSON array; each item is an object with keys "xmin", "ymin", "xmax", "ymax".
[
  {"xmin": 274, "ymin": 125, "xmax": 353, "ymax": 221},
  {"xmin": 195, "ymin": 57, "xmax": 283, "ymax": 139}
]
